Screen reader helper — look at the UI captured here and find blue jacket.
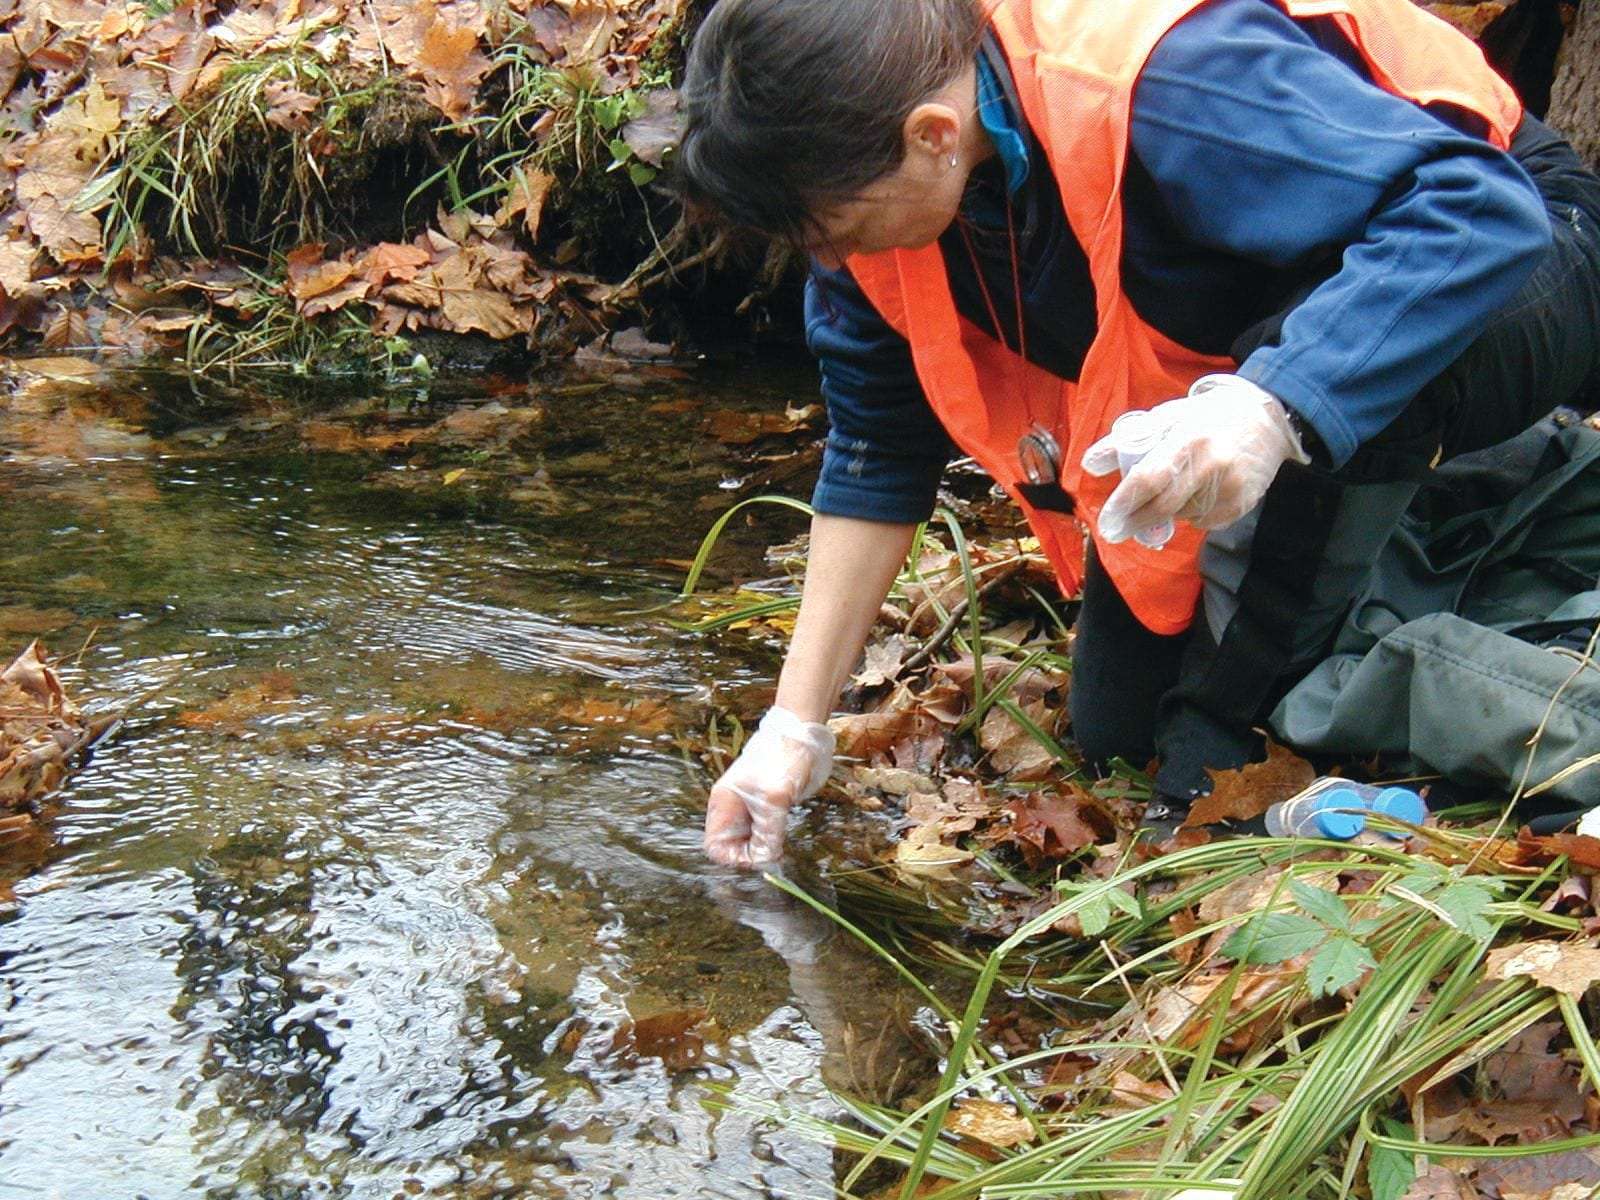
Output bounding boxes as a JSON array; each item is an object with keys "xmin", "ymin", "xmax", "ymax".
[{"xmin": 807, "ymin": 0, "xmax": 1552, "ymax": 524}]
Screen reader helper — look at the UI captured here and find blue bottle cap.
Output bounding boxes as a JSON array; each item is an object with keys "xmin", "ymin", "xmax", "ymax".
[
  {"xmin": 1371, "ymin": 787, "xmax": 1426, "ymax": 832},
  {"xmin": 1313, "ymin": 788, "xmax": 1367, "ymax": 840}
]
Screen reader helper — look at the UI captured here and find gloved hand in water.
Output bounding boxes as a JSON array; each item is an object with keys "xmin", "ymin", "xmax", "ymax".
[
  {"xmin": 1082, "ymin": 374, "xmax": 1309, "ymax": 545},
  {"xmin": 704, "ymin": 707, "xmax": 835, "ymax": 868}
]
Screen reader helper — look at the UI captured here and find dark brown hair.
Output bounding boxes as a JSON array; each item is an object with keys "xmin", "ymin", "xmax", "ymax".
[{"xmin": 676, "ymin": 0, "xmax": 986, "ymax": 245}]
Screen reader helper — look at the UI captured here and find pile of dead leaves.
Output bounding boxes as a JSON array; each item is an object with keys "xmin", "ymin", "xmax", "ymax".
[
  {"xmin": 0, "ymin": 0, "xmax": 688, "ymax": 363},
  {"xmin": 0, "ymin": 641, "xmax": 111, "ymax": 870}
]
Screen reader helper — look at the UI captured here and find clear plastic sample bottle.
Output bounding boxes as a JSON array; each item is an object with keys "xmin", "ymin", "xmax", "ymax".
[
  {"xmin": 1265, "ymin": 778, "xmax": 1427, "ymax": 840},
  {"xmin": 1109, "ymin": 410, "xmax": 1176, "ymax": 551}
]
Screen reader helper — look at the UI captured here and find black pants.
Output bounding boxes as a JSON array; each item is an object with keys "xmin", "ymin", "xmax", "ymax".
[{"xmin": 1070, "ymin": 115, "xmax": 1600, "ymax": 801}]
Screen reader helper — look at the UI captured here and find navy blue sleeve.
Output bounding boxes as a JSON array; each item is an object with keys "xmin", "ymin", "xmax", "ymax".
[
  {"xmin": 1132, "ymin": 0, "xmax": 1552, "ymax": 466},
  {"xmin": 804, "ymin": 266, "xmax": 954, "ymax": 523}
]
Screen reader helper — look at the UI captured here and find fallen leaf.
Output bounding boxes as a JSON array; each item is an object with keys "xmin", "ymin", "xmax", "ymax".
[
  {"xmin": 1000, "ymin": 789, "xmax": 1111, "ymax": 867},
  {"xmin": 41, "ymin": 305, "xmax": 88, "ymax": 350},
  {"xmin": 176, "ymin": 671, "xmax": 299, "ymax": 731},
  {"xmin": 1516, "ymin": 830, "xmax": 1600, "ymax": 872},
  {"xmin": 705, "ymin": 407, "xmax": 817, "ymax": 445},
  {"xmin": 0, "ymin": 238, "xmax": 38, "ymax": 296},
  {"xmin": 442, "ymin": 467, "xmax": 465, "ymax": 485},
  {"xmin": 856, "ymin": 765, "xmax": 939, "ymax": 797},
  {"xmin": 412, "ymin": 13, "xmax": 493, "ymax": 120},
  {"xmin": 1183, "ymin": 741, "xmax": 1316, "ymax": 828},
  {"xmin": 894, "ymin": 819, "xmax": 975, "ymax": 879},
  {"xmin": 944, "ymin": 1099, "xmax": 1034, "ymax": 1149},
  {"xmin": 1142, "ymin": 968, "xmax": 1302, "ymax": 1049},
  {"xmin": 355, "ymin": 242, "xmax": 432, "ymax": 287},
  {"xmin": 1486, "ymin": 941, "xmax": 1600, "ymax": 998},
  {"xmin": 1476, "ymin": 1150, "xmax": 1600, "ymax": 1199},
  {"xmin": 829, "ymin": 709, "xmax": 935, "ymax": 762},
  {"xmin": 620, "ymin": 88, "xmax": 680, "ymax": 167},
  {"xmin": 1106, "ymin": 1070, "xmax": 1175, "ymax": 1108},
  {"xmin": 979, "ymin": 698, "xmax": 1061, "ymax": 780},
  {"xmin": 852, "ymin": 636, "xmax": 907, "ymax": 688},
  {"xmin": 1398, "ymin": 1165, "xmax": 1477, "ymax": 1200},
  {"xmin": 606, "ymin": 1008, "xmax": 709, "ymax": 1072},
  {"xmin": 261, "ymin": 79, "xmax": 319, "ymax": 132},
  {"xmin": 496, "ymin": 163, "xmax": 555, "ymax": 240}
]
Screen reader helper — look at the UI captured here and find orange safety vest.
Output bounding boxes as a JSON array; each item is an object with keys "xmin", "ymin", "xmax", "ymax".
[{"xmin": 847, "ymin": 0, "xmax": 1523, "ymax": 635}]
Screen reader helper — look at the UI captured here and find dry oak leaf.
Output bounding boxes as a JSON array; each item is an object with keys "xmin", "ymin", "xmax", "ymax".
[
  {"xmin": 944, "ymin": 1099, "xmax": 1035, "ymax": 1150},
  {"xmin": 1485, "ymin": 940, "xmax": 1600, "ymax": 998},
  {"xmin": 1182, "ymin": 740, "xmax": 1316, "ymax": 828}
]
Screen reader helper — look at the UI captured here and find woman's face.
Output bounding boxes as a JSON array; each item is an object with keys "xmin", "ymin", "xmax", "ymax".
[
  {"xmin": 803, "ymin": 66, "xmax": 982, "ymax": 271},
  {"xmin": 806, "ymin": 155, "xmax": 970, "ymax": 270}
]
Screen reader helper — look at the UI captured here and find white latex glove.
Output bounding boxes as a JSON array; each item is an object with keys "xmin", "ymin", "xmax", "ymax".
[
  {"xmin": 703, "ymin": 707, "xmax": 835, "ymax": 868},
  {"xmin": 1082, "ymin": 375, "xmax": 1309, "ymax": 545}
]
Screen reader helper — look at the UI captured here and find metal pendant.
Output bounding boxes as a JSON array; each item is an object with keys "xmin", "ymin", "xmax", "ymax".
[{"xmin": 1017, "ymin": 425, "xmax": 1062, "ymax": 486}]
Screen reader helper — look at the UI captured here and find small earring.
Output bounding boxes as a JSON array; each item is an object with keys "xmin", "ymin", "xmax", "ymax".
[{"xmin": 949, "ymin": 153, "xmax": 958, "ymax": 169}]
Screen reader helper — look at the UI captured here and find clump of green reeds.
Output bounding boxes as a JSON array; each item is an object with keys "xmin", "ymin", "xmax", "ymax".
[{"xmin": 739, "ymin": 838, "xmax": 1600, "ymax": 1200}]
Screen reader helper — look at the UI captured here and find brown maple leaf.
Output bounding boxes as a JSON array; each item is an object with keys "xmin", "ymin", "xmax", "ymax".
[
  {"xmin": 1182, "ymin": 741, "xmax": 1316, "ymax": 828},
  {"xmin": 1001, "ymin": 789, "xmax": 1110, "ymax": 867}
]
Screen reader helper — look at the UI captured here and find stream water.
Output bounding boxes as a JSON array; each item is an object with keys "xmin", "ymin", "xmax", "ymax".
[{"xmin": 0, "ymin": 360, "xmax": 933, "ymax": 1199}]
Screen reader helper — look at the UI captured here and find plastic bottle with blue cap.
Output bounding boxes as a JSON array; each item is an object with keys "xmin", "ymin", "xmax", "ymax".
[{"xmin": 1263, "ymin": 779, "xmax": 1427, "ymax": 840}]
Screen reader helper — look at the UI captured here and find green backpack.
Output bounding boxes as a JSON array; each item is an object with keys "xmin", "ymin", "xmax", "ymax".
[{"xmin": 1273, "ymin": 413, "xmax": 1600, "ymax": 813}]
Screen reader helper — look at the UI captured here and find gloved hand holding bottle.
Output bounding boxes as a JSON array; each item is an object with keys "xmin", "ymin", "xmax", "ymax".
[
  {"xmin": 1083, "ymin": 374, "xmax": 1310, "ymax": 545},
  {"xmin": 704, "ymin": 707, "xmax": 835, "ymax": 867}
]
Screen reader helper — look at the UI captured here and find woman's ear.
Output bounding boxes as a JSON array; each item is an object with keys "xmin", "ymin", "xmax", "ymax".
[{"xmin": 902, "ymin": 100, "xmax": 964, "ymax": 171}]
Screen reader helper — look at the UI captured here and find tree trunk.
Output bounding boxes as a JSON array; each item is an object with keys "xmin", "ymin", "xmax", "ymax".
[{"xmin": 1549, "ymin": 1, "xmax": 1600, "ymax": 169}]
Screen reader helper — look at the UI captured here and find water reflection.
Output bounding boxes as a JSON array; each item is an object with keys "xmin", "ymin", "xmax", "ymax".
[{"xmin": 0, "ymin": 364, "xmax": 935, "ymax": 1198}]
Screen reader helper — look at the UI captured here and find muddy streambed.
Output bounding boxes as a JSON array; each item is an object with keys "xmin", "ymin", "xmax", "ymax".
[{"xmin": 0, "ymin": 361, "xmax": 934, "ymax": 1198}]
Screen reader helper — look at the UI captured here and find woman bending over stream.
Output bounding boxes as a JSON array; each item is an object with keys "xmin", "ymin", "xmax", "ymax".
[{"xmin": 677, "ymin": 0, "xmax": 1600, "ymax": 866}]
